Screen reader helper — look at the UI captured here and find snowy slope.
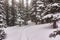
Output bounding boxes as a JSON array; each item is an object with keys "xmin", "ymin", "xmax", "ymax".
[
  {"xmin": 3, "ymin": 21, "xmax": 60, "ymax": 40},
  {"xmin": 4, "ymin": 26, "xmax": 29, "ymax": 40},
  {"xmin": 4, "ymin": 21, "xmax": 35, "ymax": 40},
  {"xmin": 20, "ymin": 21, "xmax": 60, "ymax": 40}
]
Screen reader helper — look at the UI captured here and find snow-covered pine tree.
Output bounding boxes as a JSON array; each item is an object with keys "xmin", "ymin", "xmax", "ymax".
[
  {"xmin": 30, "ymin": 0, "xmax": 45, "ymax": 24},
  {"xmin": 4, "ymin": 0, "xmax": 10, "ymax": 26},
  {"xmin": 14, "ymin": 2, "xmax": 24, "ymax": 26},
  {"xmin": 16, "ymin": 0, "xmax": 30, "ymax": 25},
  {"xmin": 31, "ymin": 0, "xmax": 60, "ymax": 27},
  {"xmin": 10, "ymin": 0, "xmax": 16, "ymax": 26},
  {"xmin": 41, "ymin": 2, "xmax": 60, "ymax": 28},
  {"xmin": 0, "ymin": 0, "xmax": 6, "ymax": 28},
  {"xmin": 0, "ymin": 0, "xmax": 6, "ymax": 40}
]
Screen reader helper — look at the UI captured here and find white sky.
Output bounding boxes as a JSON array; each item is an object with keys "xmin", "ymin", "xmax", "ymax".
[
  {"xmin": 24, "ymin": 0, "xmax": 31, "ymax": 7},
  {"xmin": 9, "ymin": 0, "xmax": 31, "ymax": 6}
]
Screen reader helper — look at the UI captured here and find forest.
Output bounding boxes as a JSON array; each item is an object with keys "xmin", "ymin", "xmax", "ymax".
[
  {"xmin": 0, "ymin": 0, "xmax": 60, "ymax": 40},
  {"xmin": 0, "ymin": 0, "xmax": 60, "ymax": 28}
]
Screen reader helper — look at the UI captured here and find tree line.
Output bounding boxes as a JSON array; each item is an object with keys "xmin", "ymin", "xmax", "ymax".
[{"xmin": 1, "ymin": 0, "xmax": 60, "ymax": 28}]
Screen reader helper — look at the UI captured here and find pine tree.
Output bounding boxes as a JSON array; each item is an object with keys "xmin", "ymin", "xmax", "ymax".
[
  {"xmin": 0, "ymin": 0, "xmax": 6, "ymax": 40},
  {"xmin": 11, "ymin": 0, "xmax": 16, "ymax": 26},
  {"xmin": 4, "ymin": 0, "xmax": 10, "ymax": 26},
  {"xmin": 17, "ymin": 0, "xmax": 30, "ymax": 25},
  {"xmin": 31, "ymin": 0, "xmax": 45, "ymax": 24},
  {"xmin": 0, "ymin": 0, "xmax": 6, "ymax": 28}
]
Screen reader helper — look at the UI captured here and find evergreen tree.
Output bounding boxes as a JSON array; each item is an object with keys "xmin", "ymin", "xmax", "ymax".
[
  {"xmin": 30, "ymin": 0, "xmax": 45, "ymax": 24},
  {"xmin": 0, "ymin": 0, "xmax": 6, "ymax": 28},
  {"xmin": 4, "ymin": 0, "xmax": 9, "ymax": 26},
  {"xmin": 0, "ymin": 0, "xmax": 6, "ymax": 40},
  {"xmin": 11, "ymin": 0, "xmax": 16, "ymax": 26}
]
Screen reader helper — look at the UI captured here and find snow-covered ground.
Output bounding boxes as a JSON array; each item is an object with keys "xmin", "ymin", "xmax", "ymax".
[{"xmin": 3, "ymin": 21, "xmax": 60, "ymax": 40}]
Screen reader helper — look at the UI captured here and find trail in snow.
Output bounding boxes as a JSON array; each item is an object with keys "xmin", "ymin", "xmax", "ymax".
[{"xmin": 3, "ymin": 21, "xmax": 60, "ymax": 40}]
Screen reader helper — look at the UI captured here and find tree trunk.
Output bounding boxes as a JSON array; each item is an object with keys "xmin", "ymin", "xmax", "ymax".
[{"xmin": 53, "ymin": 20, "xmax": 58, "ymax": 28}]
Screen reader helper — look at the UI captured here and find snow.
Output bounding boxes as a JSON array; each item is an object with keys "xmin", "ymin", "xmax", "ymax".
[
  {"xmin": 4, "ymin": 26, "xmax": 25, "ymax": 40},
  {"xmin": 36, "ymin": 1, "xmax": 43, "ymax": 4},
  {"xmin": 51, "ymin": 3, "xmax": 60, "ymax": 7},
  {"xmin": 46, "ymin": 3, "xmax": 60, "ymax": 7},
  {"xmin": 47, "ymin": 3, "xmax": 52, "ymax": 7},
  {"xmin": 17, "ymin": 19, "xmax": 24, "ymax": 22},
  {"xmin": 53, "ymin": 13, "xmax": 60, "ymax": 19},
  {"xmin": 43, "ymin": 14, "xmax": 53, "ymax": 19},
  {"xmin": 42, "ymin": 13, "xmax": 60, "ymax": 19},
  {"xmin": 38, "ymin": 4, "xmax": 45, "ymax": 7},
  {"xmin": 3, "ymin": 21, "xmax": 60, "ymax": 40}
]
